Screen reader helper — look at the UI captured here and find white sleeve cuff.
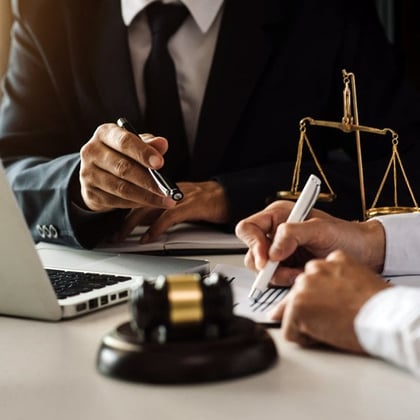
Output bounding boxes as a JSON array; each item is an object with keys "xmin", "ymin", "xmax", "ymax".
[
  {"xmin": 372, "ymin": 213, "xmax": 420, "ymax": 275},
  {"xmin": 355, "ymin": 286, "xmax": 420, "ymax": 378}
]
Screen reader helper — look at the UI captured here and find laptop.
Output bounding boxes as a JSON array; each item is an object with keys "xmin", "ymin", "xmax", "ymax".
[{"xmin": 0, "ymin": 163, "xmax": 209, "ymax": 321}]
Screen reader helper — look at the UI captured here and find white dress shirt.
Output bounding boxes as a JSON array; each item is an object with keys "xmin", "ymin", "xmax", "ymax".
[
  {"xmin": 355, "ymin": 213, "xmax": 420, "ymax": 378},
  {"xmin": 120, "ymin": 0, "xmax": 224, "ymax": 151}
]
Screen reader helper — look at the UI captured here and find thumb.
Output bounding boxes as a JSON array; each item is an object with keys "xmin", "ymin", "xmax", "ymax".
[
  {"xmin": 269, "ymin": 218, "xmax": 327, "ymax": 262},
  {"xmin": 268, "ymin": 222, "xmax": 309, "ymax": 261},
  {"xmin": 140, "ymin": 134, "xmax": 169, "ymax": 156}
]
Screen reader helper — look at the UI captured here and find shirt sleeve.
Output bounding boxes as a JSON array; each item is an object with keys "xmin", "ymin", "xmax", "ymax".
[
  {"xmin": 373, "ymin": 213, "xmax": 420, "ymax": 275},
  {"xmin": 354, "ymin": 286, "xmax": 420, "ymax": 378}
]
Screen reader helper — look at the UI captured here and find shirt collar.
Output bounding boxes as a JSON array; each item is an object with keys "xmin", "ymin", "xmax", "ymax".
[{"xmin": 121, "ymin": 0, "xmax": 224, "ymax": 33}]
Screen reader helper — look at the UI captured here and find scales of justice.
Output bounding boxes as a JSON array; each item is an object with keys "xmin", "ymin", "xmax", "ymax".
[{"xmin": 278, "ymin": 69, "xmax": 420, "ymax": 220}]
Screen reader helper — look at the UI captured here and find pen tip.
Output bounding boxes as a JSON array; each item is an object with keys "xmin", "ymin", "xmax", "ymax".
[{"xmin": 248, "ymin": 288, "xmax": 262, "ymax": 301}]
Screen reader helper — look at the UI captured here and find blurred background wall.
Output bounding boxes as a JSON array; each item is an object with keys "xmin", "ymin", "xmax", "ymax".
[{"xmin": 0, "ymin": 0, "xmax": 12, "ymax": 101}]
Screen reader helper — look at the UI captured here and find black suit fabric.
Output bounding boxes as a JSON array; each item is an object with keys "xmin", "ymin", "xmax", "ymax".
[{"xmin": 1, "ymin": 0, "xmax": 420, "ymax": 248}]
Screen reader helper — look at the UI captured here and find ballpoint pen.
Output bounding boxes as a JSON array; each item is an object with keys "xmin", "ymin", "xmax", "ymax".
[
  {"xmin": 248, "ymin": 174, "xmax": 321, "ymax": 300},
  {"xmin": 117, "ymin": 117, "xmax": 184, "ymax": 201}
]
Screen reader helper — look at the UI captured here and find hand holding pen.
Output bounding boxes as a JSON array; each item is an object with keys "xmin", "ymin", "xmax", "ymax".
[
  {"xmin": 117, "ymin": 118, "xmax": 183, "ymax": 201},
  {"xmin": 78, "ymin": 121, "xmax": 180, "ymax": 213},
  {"xmin": 246, "ymin": 175, "xmax": 321, "ymax": 300}
]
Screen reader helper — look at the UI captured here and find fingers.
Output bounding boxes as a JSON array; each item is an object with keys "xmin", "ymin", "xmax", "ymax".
[
  {"xmin": 236, "ymin": 221, "xmax": 271, "ymax": 270},
  {"xmin": 241, "ymin": 218, "xmax": 331, "ymax": 286},
  {"xmin": 271, "ymin": 279, "xmax": 319, "ymax": 348},
  {"xmin": 139, "ymin": 181, "xmax": 230, "ymax": 243},
  {"xmin": 271, "ymin": 216, "xmax": 385, "ymax": 272},
  {"xmin": 270, "ymin": 218, "xmax": 332, "ymax": 261},
  {"xmin": 114, "ymin": 207, "xmax": 165, "ymax": 241},
  {"xmin": 272, "ymin": 252, "xmax": 384, "ymax": 353},
  {"xmin": 140, "ymin": 199, "xmax": 205, "ymax": 243},
  {"xmin": 80, "ymin": 162, "xmax": 176, "ymax": 210},
  {"xmin": 139, "ymin": 208, "xmax": 182, "ymax": 244},
  {"xmin": 235, "ymin": 202, "xmax": 295, "ymax": 271},
  {"xmin": 235, "ymin": 201, "xmax": 295, "ymax": 245},
  {"xmin": 270, "ymin": 267, "xmax": 303, "ymax": 286},
  {"xmin": 93, "ymin": 124, "xmax": 166, "ymax": 169},
  {"xmin": 140, "ymin": 133, "xmax": 169, "ymax": 156},
  {"xmin": 268, "ymin": 222, "xmax": 301, "ymax": 262},
  {"xmin": 79, "ymin": 123, "xmax": 174, "ymax": 211},
  {"xmin": 325, "ymin": 249, "xmax": 350, "ymax": 263},
  {"xmin": 273, "ymin": 276, "xmax": 324, "ymax": 349},
  {"xmin": 236, "ymin": 202, "xmax": 338, "ymax": 276},
  {"xmin": 270, "ymin": 289, "xmax": 291, "ymax": 320},
  {"xmin": 103, "ymin": 180, "xmax": 230, "ymax": 244}
]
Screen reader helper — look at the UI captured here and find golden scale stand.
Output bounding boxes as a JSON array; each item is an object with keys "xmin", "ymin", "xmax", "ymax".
[{"xmin": 278, "ymin": 69, "xmax": 420, "ymax": 219}]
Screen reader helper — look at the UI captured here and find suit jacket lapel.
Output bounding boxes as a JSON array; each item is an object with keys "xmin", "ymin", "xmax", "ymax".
[
  {"xmin": 190, "ymin": 0, "xmax": 291, "ymax": 179},
  {"xmin": 67, "ymin": 0, "xmax": 291, "ymax": 175},
  {"xmin": 87, "ymin": 0, "xmax": 142, "ymax": 128}
]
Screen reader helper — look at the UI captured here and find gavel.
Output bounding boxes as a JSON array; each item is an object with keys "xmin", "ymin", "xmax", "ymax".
[{"xmin": 130, "ymin": 272, "xmax": 234, "ymax": 343}]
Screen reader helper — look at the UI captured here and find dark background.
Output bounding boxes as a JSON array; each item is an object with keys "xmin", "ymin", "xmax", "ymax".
[
  {"xmin": 377, "ymin": 0, "xmax": 420, "ymax": 92},
  {"xmin": 1, "ymin": 1, "xmax": 419, "ymax": 97}
]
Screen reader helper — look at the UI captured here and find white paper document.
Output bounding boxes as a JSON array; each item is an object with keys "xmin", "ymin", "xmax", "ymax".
[
  {"xmin": 213, "ymin": 263, "xmax": 288, "ymax": 326},
  {"xmin": 215, "ymin": 266, "xmax": 420, "ymax": 326}
]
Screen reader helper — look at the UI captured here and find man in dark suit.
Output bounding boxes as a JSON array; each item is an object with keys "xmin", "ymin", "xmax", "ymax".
[{"xmin": 1, "ymin": 0, "xmax": 420, "ymax": 248}]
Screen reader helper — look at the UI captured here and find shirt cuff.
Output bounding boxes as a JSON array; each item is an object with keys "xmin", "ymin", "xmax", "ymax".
[
  {"xmin": 355, "ymin": 286, "xmax": 420, "ymax": 377},
  {"xmin": 372, "ymin": 213, "xmax": 420, "ymax": 275}
]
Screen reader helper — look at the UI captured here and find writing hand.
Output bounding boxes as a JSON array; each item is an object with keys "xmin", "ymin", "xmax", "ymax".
[
  {"xmin": 235, "ymin": 200, "xmax": 385, "ymax": 286},
  {"xmin": 77, "ymin": 123, "xmax": 176, "ymax": 212}
]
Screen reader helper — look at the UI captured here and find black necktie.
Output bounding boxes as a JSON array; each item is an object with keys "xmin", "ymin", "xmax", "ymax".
[{"xmin": 144, "ymin": 2, "xmax": 189, "ymax": 179}]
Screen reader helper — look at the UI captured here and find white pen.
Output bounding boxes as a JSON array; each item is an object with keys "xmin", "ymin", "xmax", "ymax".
[{"xmin": 248, "ymin": 174, "xmax": 321, "ymax": 300}]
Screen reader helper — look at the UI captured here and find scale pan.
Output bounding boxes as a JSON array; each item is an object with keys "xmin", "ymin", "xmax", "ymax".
[{"xmin": 366, "ymin": 206, "xmax": 420, "ymax": 218}]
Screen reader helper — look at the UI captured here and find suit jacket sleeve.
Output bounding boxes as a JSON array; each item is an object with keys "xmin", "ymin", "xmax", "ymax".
[
  {"xmin": 0, "ymin": 0, "xmax": 127, "ymax": 248},
  {"xmin": 4, "ymin": 155, "xmax": 127, "ymax": 248}
]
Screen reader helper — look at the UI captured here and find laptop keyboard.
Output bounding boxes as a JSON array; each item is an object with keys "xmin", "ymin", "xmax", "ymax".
[{"xmin": 46, "ymin": 269, "xmax": 132, "ymax": 299}]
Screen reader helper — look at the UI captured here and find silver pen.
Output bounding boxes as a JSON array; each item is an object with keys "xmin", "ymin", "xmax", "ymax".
[
  {"xmin": 248, "ymin": 174, "xmax": 321, "ymax": 300},
  {"xmin": 117, "ymin": 118, "xmax": 184, "ymax": 201}
]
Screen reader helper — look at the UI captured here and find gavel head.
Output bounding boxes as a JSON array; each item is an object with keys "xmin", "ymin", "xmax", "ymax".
[{"xmin": 130, "ymin": 273, "xmax": 234, "ymax": 343}]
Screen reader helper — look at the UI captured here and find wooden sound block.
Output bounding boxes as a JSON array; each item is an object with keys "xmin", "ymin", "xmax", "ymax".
[{"xmin": 97, "ymin": 316, "xmax": 279, "ymax": 384}]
